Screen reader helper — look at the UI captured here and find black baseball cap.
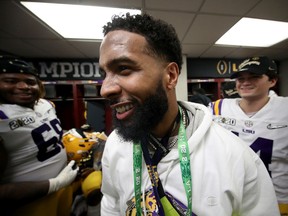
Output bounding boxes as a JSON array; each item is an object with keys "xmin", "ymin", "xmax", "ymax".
[
  {"xmin": 0, "ymin": 55, "xmax": 38, "ymax": 77},
  {"xmin": 231, "ymin": 56, "xmax": 277, "ymax": 79}
]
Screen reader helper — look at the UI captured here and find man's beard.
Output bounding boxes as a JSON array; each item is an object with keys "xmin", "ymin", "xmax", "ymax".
[{"xmin": 113, "ymin": 82, "xmax": 169, "ymax": 143}]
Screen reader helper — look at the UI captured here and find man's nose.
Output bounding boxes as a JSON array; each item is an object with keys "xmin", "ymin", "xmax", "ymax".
[
  {"xmin": 100, "ymin": 74, "xmax": 121, "ymax": 99},
  {"xmin": 16, "ymin": 81, "xmax": 30, "ymax": 89}
]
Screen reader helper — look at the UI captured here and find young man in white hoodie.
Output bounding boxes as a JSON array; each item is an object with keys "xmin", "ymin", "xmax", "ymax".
[
  {"xmin": 210, "ymin": 56, "xmax": 287, "ymax": 215},
  {"xmin": 99, "ymin": 14, "xmax": 280, "ymax": 216}
]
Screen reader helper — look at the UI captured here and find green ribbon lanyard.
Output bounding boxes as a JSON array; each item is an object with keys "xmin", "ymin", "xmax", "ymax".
[
  {"xmin": 133, "ymin": 106, "xmax": 192, "ymax": 215},
  {"xmin": 133, "ymin": 142, "xmax": 143, "ymax": 216}
]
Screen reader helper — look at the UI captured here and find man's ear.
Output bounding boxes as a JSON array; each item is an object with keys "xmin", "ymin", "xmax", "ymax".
[
  {"xmin": 269, "ymin": 78, "xmax": 278, "ymax": 88},
  {"xmin": 165, "ymin": 62, "xmax": 179, "ymax": 90}
]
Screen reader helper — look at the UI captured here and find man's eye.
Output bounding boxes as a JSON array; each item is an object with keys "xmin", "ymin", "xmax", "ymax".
[
  {"xmin": 3, "ymin": 79, "xmax": 16, "ymax": 84},
  {"xmin": 119, "ymin": 66, "xmax": 128, "ymax": 71},
  {"xmin": 118, "ymin": 66, "xmax": 132, "ymax": 75},
  {"xmin": 251, "ymin": 75, "xmax": 262, "ymax": 79},
  {"xmin": 26, "ymin": 81, "xmax": 37, "ymax": 85}
]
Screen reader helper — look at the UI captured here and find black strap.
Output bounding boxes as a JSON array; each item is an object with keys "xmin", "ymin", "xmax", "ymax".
[
  {"xmin": 148, "ymin": 110, "xmax": 181, "ymax": 164},
  {"xmin": 140, "ymin": 136, "xmax": 165, "ymax": 215},
  {"xmin": 75, "ymin": 128, "xmax": 87, "ymax": 138},
  {"xmin": 141, "ymin": 136, "xmax": 183, "ymax": 215}
]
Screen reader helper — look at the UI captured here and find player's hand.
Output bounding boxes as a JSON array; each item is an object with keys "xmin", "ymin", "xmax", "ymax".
[{"xmin": 48, "ymin": 160, "xmax": 79, "ymax": 194}]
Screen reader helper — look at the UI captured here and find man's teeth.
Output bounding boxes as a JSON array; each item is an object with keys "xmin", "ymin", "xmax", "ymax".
[{"xmin": 115, "ymin": 104, "xmax": 133, "ymax": 114}]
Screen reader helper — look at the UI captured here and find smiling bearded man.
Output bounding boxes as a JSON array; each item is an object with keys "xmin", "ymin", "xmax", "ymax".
[{"xmin": 99, "ymin": 13, "xmax": 280, "ymax": 216}]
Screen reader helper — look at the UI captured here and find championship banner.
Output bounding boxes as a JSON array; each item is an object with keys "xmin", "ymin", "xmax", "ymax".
[
  {"xmin": 187, "ymin": 58, "xmax": 244, "ymax": 78},
  {"xmin": 26, "ymin": 59, "xmax": 102, "ymax": 81}
]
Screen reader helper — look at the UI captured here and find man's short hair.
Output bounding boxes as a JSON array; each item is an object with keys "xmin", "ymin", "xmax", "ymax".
[{"xmin": 103, "ymin": 13, "xmax": 183, "ymax": 72}]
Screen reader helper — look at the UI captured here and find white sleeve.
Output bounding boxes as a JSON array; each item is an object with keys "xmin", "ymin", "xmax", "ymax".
[
  {"xmin": 239, "ymin": 147, "xmax": 280, "ymax": 215},
  {"xmin": 100, "ymin": 142, "xmax": 121, "ymax": 215}
]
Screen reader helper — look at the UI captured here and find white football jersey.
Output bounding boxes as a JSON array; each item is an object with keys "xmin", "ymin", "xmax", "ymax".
[
  {"xmin": 210, "ymin": 96, "xmax": 288, "ymax": 203},
  {"xmin": 0, "ymin": 99, "xmax": 67, "ymax": 183}
]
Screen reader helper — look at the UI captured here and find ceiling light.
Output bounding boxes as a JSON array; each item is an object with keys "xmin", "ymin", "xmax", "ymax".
[
  {"xmin": 20, "ymin": 1, "xmax": 141, "ymax": 40},
  {"xmin": 215, "ymin": 17, "xmax": 288, "ymax": 47}
]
